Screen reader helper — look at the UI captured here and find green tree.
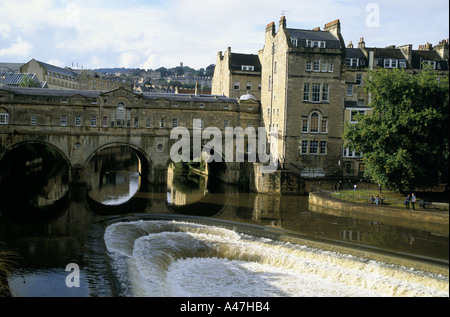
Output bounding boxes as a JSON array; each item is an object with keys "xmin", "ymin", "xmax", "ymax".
[{"xmin": 344, "ymin": 68, "xmax": 449, "ymax": 192}]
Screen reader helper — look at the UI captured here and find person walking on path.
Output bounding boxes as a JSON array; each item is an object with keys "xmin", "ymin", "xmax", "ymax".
[
  {"xmin": 405, "ymin": 194, "xmax": 411, "ymax": 210},
  {"xmin": 411, "ymin": 193, "xmax": 416, "ymax": 210}
]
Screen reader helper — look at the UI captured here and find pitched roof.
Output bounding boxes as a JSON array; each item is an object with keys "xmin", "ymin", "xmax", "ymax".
[
  {"xmin": 34, "ymin": 60, "xmax": 79, "ymax": 78},
  {"xmin": 0, "ymin": 72, "xmax": 39, "ymax": 86},
  {"xmin": 411, "ymin": 50, "xmax": 448, "ymax": 70},
  {"xmin": 286, "ymin": 28, "xmax": 341, "ymax": 49},
  {"xmin": 229, "ymin": 53, "xmax": 261, "ymax": 72}
]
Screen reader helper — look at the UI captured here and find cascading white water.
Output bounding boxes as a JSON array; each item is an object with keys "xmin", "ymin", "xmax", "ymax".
[{"xmin": 104, "ymin": 220, "xmax": 449, "ymax": 297}]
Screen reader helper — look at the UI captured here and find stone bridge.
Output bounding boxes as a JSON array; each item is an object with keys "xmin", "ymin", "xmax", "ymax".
[{"xmin": 0, "ymin": 85, "xmax": 262, "ymax": 185}]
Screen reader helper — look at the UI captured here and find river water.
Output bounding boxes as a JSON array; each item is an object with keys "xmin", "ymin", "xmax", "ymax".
[{"xmin": 0, "ymin": 147, "xmax": 448, "ymax": 297}]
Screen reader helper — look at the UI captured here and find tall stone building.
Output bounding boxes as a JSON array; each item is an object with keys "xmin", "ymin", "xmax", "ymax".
[
  {"xmin": 259, "ymin": 17, "xmax": 346, "ymax": 177},
  {"xmin": 211, "ymin": 47, "xmax": 262, "ymax": 100}
]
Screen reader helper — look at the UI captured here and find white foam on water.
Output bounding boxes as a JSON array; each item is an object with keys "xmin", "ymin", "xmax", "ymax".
[{"xmin": 104, "ymin": 220, "xmax": 449, "ymax": 297}]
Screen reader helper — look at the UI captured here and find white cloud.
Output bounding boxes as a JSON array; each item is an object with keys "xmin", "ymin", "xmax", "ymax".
[
  {"xmin": 0, "ymin": 37, "xmax": 34, "ymax": 58},
  {"xmin": 0, "ymin": 0, "xmax": 448, "ymax": 69}
]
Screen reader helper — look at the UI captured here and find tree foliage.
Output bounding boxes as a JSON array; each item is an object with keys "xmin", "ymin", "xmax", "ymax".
[{"xmin": 344, "ymin": 68, "xmax": 449, "ymax": 192}]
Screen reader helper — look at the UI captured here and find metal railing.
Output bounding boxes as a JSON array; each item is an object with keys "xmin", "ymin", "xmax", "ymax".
[{"xmin": 310, "ymin": 186, "xmax": 449, "ymax": 211}]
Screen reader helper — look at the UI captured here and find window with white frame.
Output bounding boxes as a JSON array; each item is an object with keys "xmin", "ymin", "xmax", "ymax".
[
  {"xmin": 290, "ymin": 38, "xmax": 298, "ymax": 46},
  {"xmin": 313, "ymin": 60, "xmax": 320, "ymax": 72},
  {"xmin": 312, "ymin": 84, "xmax": 321, "ymax": 102},
  {"xmin": 234, "ymin": 82, "xmax": 240, "ymax": 90},
  {"xmin": 350, "ymin": 109, "xmax": 366, "ymax": 122},
  {"xmin": 172, "ymin": 118, "xmax": 178, "ymax": 127},
  {"xmin": 384, "ymin": 59, "xmax": 398, "ymax": 68},
  {"xmin": 422, "ymin": 60, "xmax": 436, "ymax": 69},
  {"xmin": 309, "ymin": 140, "xmax": 319, "ymax": 154},
  {"xmin": 328, "ymin": 62, "xmax": 334, "ymax": 72},
  {"xmin": 90, "ymin": 116, "xmax": 97, "ymax": 127},
  {"xmin": 241, "ymin": 65, "xmax": 254, "ymax": 71},
  {"xmin": 345, "ymin": 58, "xmax": 359, "ymax": 67},
  {"xmin": 310, "ymin": 113, "xmax": 319, "ymax": 133},
  {"xmin": 75, "ymin": 115, "xmax": 82, "ymax": 126},
  {"xmin": 321, "ymin": 61, "xmax": 328, "ymax": 72},
  {"xmin": 306, "ymin": 61, "xmax": 312, "ymax": 71},
  {"xmin": 145, "ymin": 118, "xmax": 151, "ymax": 128},
  {"xmin": 322, "ymin": 84, "xmax": 329, "ymax": 102},
  {"xmin": 320, "ymin": 141, "xmax": 327, "ymax": 154},
  {"xmin": 30, "ymin": 114, "xmax": 37, "ymax": 126},
  {"xmin": 301, "ymin": 140, "xmax": 308, "ymax": 154},
  {"xmin": 60, "ymin": 115, "xmax": 67, "ymax": 126},
  {"xmin": 356, "ymin": 74, "xmax": 363, "ymax": 86},
  {"xmin": 306, "ymin": 40, "xmax": 326, "ymax": 48},
  {"xmin": 321, "ymin": 119, "xmax": 328, "ymax": 133},
  {"xmin": 303, "ymin": 83, "xmax": 310, "ymax": 102},
  {"xmin": 160, "ymin": 118, "xmax": 165, "ymax": 128},
  {"xmin": 224, "ymin": 120, "xmax": 229, "ymax": 129},
  {"xmin": 302, "ymin": 118, "xmax": 308, "ymax": 133},
  {"xmin": 347, "ymin": 84, "xmax": 353, "ymax": 96},
  {"xmin": 102, "ymin": 116, "xmax": 108, "ymax": 127},
  {"xmin": 246, "ymin": 81, "xmax": 252, "ymax": 91}
]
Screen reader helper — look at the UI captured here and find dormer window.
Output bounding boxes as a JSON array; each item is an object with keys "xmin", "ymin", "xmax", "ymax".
[
  {"xmin": 384, "ymin": 59, "xmax": 398, "ymax": 68},
  {"xmin": 290, "ymin": 38, "xmax": 298, "ymax": 47},
  {"xmin": 306, "ymin": 40, "xmax": 326, "ymax": 48},
  {"xmin": 422, "ymin": 60, "xmax": 436, "ymax": 69},
  {"xmin": 241, "ymin": 65, "xmax": 254, "ymax": 71},
  {"xmin": 346, "ymin": 58, "xmax": 359, "ymax": 67}
]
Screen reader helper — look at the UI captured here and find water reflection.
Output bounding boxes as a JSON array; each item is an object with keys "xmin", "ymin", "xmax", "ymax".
[
  {"xmin": 0, "ymin": 143, "xmax": 69, "ymax": 221},
  {"xmin": 86, "ymin": 147, "xmax": 141, "ymax": 205}
]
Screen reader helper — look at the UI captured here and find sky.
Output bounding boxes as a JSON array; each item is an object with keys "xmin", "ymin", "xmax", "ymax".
[{"xmin": 0, "ymin": 0, "xmax": 449, "ymax": 70}]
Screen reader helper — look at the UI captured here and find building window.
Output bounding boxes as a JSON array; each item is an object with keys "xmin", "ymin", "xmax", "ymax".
[
  {"xmin": 303, "ymin": 83, "xmax": 310, "ymax": 101},
  {"xmin": 346, "ymin": 58, "xmax": 359, "ymax": 67},
  {"xmin": 90, "ymin": 116, "xmax": 97, "ymax": 127},
  {"xmin": 422, "ymin": 60, "xmax": 436, "ymax": 69},
  {"xmin": 234, "ymin": 81, "xmax": 240, "ymax": 90},
  {"xmin": 321, "ymin": 119, "xmax": 328, "ymax": 133},
  {"xmin": 309, "ymin": 140, "xmax": 319, "ymax": 154},
  {"xmin": 290, "ymin": 38, "xmax": 298, "ymax": 46},
  {"xmin": 102, "ymin": 116, "xmax": 108, "ymax": 127},
  {"xmin": 384, "ymin": 59, "xmax": 398, "ymax": 68},
  {"xmin": 347, "ymin": 84, "xmax": 353, "ymax": 96},
  {"xmin": 30, "ymin": 114, "xmax": 37, "ymax": 126},
  {"xmin": 268, "ymin": 76, "xmax": 272, "ymax": 90},
  {"xmin": 356, "ymin": 74, "xmax": 363, "ymax": 86},
  {"xmin": 328, "ymin": 62, "xmax": 334, "ymax": 72},
  {"xmin": 224, "ymin": 120, "xmax": 229, "ymax": 129},
  {"xmin": 350, "ymin": 110, "xmax": 366, "ymax": 123},
  {"xmin": 312, "ymin": 84, "xmax": 321, "ymax": 102},
  {"xmin": 320, "ymin": 141, "xmax": 327, "ymax": 154},
  {"xmin": 322, "ymin": 84, "xmax": 329, "ymax": 102},
  {"xmin": 160, "ymin": 118, "xmax": 165, "ymax": 128},
  {"xmin": 321, "ymin": 62, "xmax": 328, "ymax": 72},
  {"xmin": 313, "ymin": 60, "xmax": 320, "ymax": 72},
  {"xmin": 310, "ymin": 113, "xmax": 319, "ymax": 133},
  {"xmin": 246, "ymin": 82, "xmax": 252, "ymax": 91},
  {"xmin": 60, "ymin": 115, "xmax": 67, "ymax": 126},
  {"xmin": 301, "ymin": 140, "xmax": 308, "ymax": 154},
  {"xmin": 267, "ymin": 107, "xmax": 271, "ymax": 116},
  {"xmin": 75, "ymin": 115, "xmax": 82, "ymax": 127},
  {"xmin": 172, "ymin": 118, "xmax": 178, "ymax": 127},
  {"xmin": 241, "ymin": 65, "xmax": 254, "ymax": 71},
  {"xmin": 306, "ymin": 61, "xmax": 312, "ymax": 72},
  {"xmin": 306, "ymin": 40, "xmax": 326, "ymax": 48},
  {"xmin": 302, "ymin": 119, "xmax": 308, "ymax": 133},
  {"xmin": 134, "ymin": 117, "xmax": 139, "ymax": 128},
  {"xmin": 145, "ymin": 118, "xmax": 151, "ymax": 128}
]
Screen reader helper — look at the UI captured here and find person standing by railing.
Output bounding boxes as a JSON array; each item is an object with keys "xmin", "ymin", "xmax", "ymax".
[
  {"xmin": 404, "ymin": 194, "xmax": 411, "ymax": 210},
  {"xmin": 411, "ymin": 193, "xmax": 416, "ymax": 210}
]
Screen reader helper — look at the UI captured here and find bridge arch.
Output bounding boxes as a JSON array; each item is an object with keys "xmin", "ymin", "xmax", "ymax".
[{"xmin": 0, "ymin": 140, "xmax": 72, "ymax": 179}]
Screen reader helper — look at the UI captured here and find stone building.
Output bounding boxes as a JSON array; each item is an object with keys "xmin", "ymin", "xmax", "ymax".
[
  {"xmin": 20, "ymin": 59, "xmax": 131, "ymax": 91},
  {"xmin": 259, "ymin": 17, "xmax": 346, "ymax": 178},
  {"xmin": 211, "ymin": 47, "xmax": 262, "ymax": 100}
]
